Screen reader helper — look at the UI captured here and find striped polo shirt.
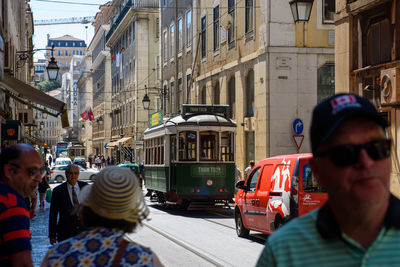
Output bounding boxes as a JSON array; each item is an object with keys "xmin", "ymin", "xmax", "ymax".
[
  {"xmin": 0, "ymin": 183, "xmax": 31, "ymax": 265},
  {"xmin": 256, "ymin": 194, "xmax": 400, "ymax": 267}
]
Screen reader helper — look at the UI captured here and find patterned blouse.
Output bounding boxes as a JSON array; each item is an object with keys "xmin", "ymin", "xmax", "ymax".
[{"xmin": 46, "ymin": 228, "xmax": 154, "ymax": 267}]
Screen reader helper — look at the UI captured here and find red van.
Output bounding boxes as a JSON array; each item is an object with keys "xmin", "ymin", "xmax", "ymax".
[{"xmin": 234, "ymin": 153, "xmax": 327, "ymax": 237}]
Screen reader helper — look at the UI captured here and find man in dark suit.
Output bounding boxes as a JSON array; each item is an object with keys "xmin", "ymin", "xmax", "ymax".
[{"xmin": 49, "ymin": 164, "xmax": 88, "ymax": 244}]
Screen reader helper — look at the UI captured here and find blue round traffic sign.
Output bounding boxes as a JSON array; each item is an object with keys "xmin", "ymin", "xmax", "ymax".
[{"xmin": 292, "ymin": 119, "xmax": 303, "ymax": 135}]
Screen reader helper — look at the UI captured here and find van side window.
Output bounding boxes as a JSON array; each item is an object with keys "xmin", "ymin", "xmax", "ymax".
[
  {"xmin": 303, "ymin": 165, "xmax": 327, "ymax": 192},
  {"xmin": 247, "ymin": 167, "xmax": 261, "ymax": 192}
]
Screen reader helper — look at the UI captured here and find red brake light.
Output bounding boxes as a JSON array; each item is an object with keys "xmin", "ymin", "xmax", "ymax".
[{"xmin": 196, "ymin": 189, "xmax": 200, "ymax": 193}]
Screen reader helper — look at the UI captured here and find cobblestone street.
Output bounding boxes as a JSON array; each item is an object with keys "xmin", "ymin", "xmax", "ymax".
[{"xmin": 30, "ymin": 199, "xmax": 52, "ymax": 266}]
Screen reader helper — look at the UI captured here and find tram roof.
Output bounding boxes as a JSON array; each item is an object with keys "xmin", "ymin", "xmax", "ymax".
[{"xmin": 144, "ymin": 114, "xmax": 236, "ymax": 136}]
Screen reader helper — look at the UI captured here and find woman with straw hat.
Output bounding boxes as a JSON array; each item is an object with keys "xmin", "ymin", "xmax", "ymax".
[{"xmin": 41, "ymin": 166, "xmax": 162, "ymax": 267}]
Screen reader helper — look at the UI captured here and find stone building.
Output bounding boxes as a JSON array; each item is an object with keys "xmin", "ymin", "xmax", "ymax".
[
  {"xmin": 335, "ymin": 0, "xmax": 400, "ymax": 196},
  {"xmin": 88, "ymin": 2, "xmax": 112, "ymax": 156},
  {"xmin": 45, "ymin": 35, "xmax": 87, "ymax": 81},
  {"xmin": 105, "ymin": 0, "xmax": 160, "ymax": 163},
  {"xmin": 186, "ymin": 0, "xmax": 335, "ymax": 171}
]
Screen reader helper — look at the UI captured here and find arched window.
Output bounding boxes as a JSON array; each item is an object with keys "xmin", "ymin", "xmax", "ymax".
[
  {"xmin": 227, "ymin": 76, "xmax": 235, "ymax": 118},
  {"xmin": 245, "ymin": 69, "xmax": 254, "ymax": 117},
  {"xmin": 213, "ymin": 82, "xmax": 220, "ymax": 104},
  {"xmin": 201, "ymin": 86, "xmax": 207, "ymax": 104}
]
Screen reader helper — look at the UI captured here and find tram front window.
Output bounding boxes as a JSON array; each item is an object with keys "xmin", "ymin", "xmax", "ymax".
[
  {"xmin": 179, "ymin": 131, "xmax": 197, "ymax": 161},
  {"xmin": 200, "ymin": 131, "xmax": 218, "ymax": 161}
]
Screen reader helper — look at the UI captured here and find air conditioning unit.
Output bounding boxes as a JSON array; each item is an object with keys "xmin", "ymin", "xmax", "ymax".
[{"xmin": 381, "ymin": 68, "xmax": 400, "ymax": 104}]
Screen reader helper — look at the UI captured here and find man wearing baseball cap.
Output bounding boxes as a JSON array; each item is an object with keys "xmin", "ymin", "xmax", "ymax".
[{"xmin": 256, "ymin": 94, "xmax": 400, "ymax": 266}]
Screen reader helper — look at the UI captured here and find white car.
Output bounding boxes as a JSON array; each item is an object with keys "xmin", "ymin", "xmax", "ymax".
[
  {"xmin": 50, "ymin": 165, "xmax": 98, "ymax": 182},
  {"xmin": 55, "ymin": 157, "xmax": 72, "ymax": 166}
]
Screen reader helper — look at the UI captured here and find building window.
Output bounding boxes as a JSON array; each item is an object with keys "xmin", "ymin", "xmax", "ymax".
[
  {"xmin": 213, "ymin": 82, "xmax": 220, "ymax": 104},
  {"xmin": 322, "ymin": 0, "xmax": 335, "ymax": 24},
  {"xmin": 65, "ymin": 50, "xmax": 69, "ymax": 56},
  {"xmin": 201, "ymin": 86, "xmax": 206, "ymax": 104},
  {"xmin": 317, "ymin": 63, "xmax": 335, "ymax": 103},
  {"xmin": 171, "ymin": 81, "xmax": 175, "ymax": 112},
  {"xmin": 213, "ymin": 5, "xmax": 220, "ymax": 52},
  {"xmin": 228, "ymin": 0, "xmax": 235, "ymax": 44},
  {"xmin": 186, "ymin": 10, "xmax": 192, "ymax": 46},
  {"xmin": 178, "ymin": 18, "xmax": 183, "ymax": 52},
  {"xmin": 163, "ymin": 30, "xmax": 168, "ymax": 63},
  {"xmin": 178, "ymin": 78, "xmax": 183, "ymax": 110},
  {"xmin": 201, "ymin": 16, "xmax": 207, "ymax": 58},
  {"xmin": 245, "ymin": 0, "xmax": 254, "ymax": 34},
  {"xmin": 170, "ymin": 24, "xmax": 175, "ymax": 58},
  {"xmin": 227, "ymin": 76, "xmax": 235, "ymax": 118},
  {"xmin": 245, "ymin": 69, "xmax": 254, "ymax": 117},
  {"xmin": 187, "ymin": 74, "xmax": 192, "ymax": 103},
  {"xmin": 365, "ymin": 18, "xmax": 391, "ymax": 66}
]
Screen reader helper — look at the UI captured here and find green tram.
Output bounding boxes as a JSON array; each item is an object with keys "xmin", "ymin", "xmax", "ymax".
[{"xmin": 143, "ymin": 105, "xmax": 237, "ymax": 209}]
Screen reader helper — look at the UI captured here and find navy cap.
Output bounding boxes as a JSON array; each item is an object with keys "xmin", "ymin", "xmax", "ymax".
[{"xmin": 310, "ymin": 93, "xmax": 388, "ymax": 154}]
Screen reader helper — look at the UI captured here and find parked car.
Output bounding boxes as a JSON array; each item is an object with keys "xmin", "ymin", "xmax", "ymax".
[
  {"xmin": 234, "ymin": 153, "xmax": 328, "ymax": 238},
  {"xmin": 73, "ymin": 157, "xmax": 87, "ymax": 168},
  {"xmin": 55, "ymin": 157, "xmax": 72, "ymax": 166},
  {"xmin": 50, "ymin": 165, "xmax": 99, "ymax": 182},
  {"xmin": 117, "ymin": 163, "xmax": 139, "ymax": 175}
]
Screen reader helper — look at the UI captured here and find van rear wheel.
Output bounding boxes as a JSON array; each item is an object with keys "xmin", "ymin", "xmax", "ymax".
[{"xmin": 235, "ymin": 212, "xmax": 249, "ymax": 238}]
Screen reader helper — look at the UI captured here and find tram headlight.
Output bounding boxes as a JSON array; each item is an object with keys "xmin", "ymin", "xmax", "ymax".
[{"xmin": 206, "ymin": 179, "xmax": 213, "ymax": 186}]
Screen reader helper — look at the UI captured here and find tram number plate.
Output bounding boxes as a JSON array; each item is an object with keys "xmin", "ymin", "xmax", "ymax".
[{"xmin": 191, "ymin": 165, "xmax": 226, "ymax": 177}]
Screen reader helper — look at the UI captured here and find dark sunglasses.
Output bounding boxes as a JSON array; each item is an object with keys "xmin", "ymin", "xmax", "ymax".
[{"xmin": 315, "ymin": 139, "xmax": 391, "ymax": 166}]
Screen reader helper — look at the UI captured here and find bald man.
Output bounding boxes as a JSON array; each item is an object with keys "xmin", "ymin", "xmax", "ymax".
[{"xmin": 0, "ymin": 144, "xmax": 45, "ymax": 267}]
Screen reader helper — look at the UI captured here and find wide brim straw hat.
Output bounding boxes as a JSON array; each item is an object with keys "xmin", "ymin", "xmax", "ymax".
[{"xmin": 83, "ymin": 166, "xmax": 149, "ymax": 223}]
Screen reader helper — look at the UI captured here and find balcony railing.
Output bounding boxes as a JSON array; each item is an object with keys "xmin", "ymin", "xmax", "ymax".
[{"xmin": 106, "ymin": 0, "xmax": 159, "ymax": 42}]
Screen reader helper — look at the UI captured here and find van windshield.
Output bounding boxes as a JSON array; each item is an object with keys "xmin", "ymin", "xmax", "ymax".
[{"xmin": 303, "ymin": 165, "xmax": 326, "ymax": 193}]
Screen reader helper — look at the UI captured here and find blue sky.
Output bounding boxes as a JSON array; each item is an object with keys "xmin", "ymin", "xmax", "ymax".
[{"xmin": 30, "ymin": 0, "xmax": 108, "ymax": 59}]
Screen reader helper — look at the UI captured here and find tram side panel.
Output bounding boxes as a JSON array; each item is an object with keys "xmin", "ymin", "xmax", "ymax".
[
  {"xmin": 172, "ymin": 163, "xmax": 235, "ymax": 201},
  {"xmin": 145, "ymin": 166, "xmax": 169, "ymax": 193}
]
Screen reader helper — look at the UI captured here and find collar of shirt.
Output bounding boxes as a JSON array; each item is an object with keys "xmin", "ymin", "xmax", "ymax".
[{"xmin": 317, "ymin": 194, "xmax": 400, "ymax": 239}]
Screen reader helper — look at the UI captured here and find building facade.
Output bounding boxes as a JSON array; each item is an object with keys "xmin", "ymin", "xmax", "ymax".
[
  {"xmin": 105, "ymin": 0, "xmax": 159, "ymax": 163},
  {"xmin": 89, "ymin": 2, "xmax": 112, "ymax": 156},
  {"xmin": 45, "ymin": 35, "xmax": 87, "ymax": 81},
  {"xmin": 183, "ymin": 0, "xmax": 335, "ymax": 171},
  {"xmin": 335, "ymin": 0, "xmax": 400, "ymax": 196}
]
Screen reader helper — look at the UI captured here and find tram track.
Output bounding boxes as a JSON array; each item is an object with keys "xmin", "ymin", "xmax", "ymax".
[{"xmin": 143, "ymin": 221, "xmax": 232, "ymax": 267}]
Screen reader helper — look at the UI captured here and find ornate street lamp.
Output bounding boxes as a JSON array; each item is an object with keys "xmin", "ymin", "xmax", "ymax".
[
  {"xmin": 142, "ymin": 93, "xmax": 150, "ymax": 110},
  {"xmin": 289, "ymin": 0, "xmax": 313, "ymax": 22},
  {"xmin": 16, "ymin": 45, "xmax": 59, "ymax": 81}
]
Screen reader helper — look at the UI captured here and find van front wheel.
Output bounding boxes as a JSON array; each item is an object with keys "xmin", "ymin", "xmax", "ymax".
[{"xmin": 235, "ymin": 212, "xmax": 249, "ymax": 238}]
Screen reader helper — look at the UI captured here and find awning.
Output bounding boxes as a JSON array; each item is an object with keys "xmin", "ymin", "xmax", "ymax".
[
  {"xmin": 117, "ymin": 136, "xmax": 133, "ymax": 146},
  {"xmin": 106, "ymin": 141, "xmax": 118, "ymax": 149},
  {"xmin": 0, "ymin": 74, "xmax": 67, "ymax": 116},
  {"xmin": 106, "ymin": 137, "xmax": 133, "ymax": 149}
]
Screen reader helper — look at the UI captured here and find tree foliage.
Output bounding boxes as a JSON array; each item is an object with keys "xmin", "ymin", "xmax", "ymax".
[{"xmin": 36, "ymin": 80, "xmax": 61, "ymax": 93}]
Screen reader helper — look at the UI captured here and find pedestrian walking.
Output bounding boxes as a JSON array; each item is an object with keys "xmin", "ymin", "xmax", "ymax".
[
  {"xmin": 48, "ymin": 155, "xmax": 52, "ymax": 167},
  {"xmin": 95, "ymin": 155, "xmax": 101, "ymax": 169},
  {"xmin": 38, "ymin": 162, "xmax": 51, "ymax": 209},
  {"xmin": 48, "ymin": 164, "xmax": 88, "ymax": 244},
  {"xmin": 244, "ymin": 160, "xmax": 255, "ymax": 178},
  {"xmin": 106, "ymin": 156, "xmax": 110, "ymax": 166},
  {"xmin": 256, "ymin": 93, "xmax": 399, "ymax": 266},
  {"xmin": 88, "ymin": 154, "xmax": 93, "ymax": 168},
  {"xmin": 0, "ymin": 144, "xmax": 46, "ymax": 266},
  {"xmin": 41, "ymin": 166, "xmax": 162, "ymax": 266}
]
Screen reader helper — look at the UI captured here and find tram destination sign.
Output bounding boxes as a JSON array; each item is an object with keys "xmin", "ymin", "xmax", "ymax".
[
  {"xmin": 191, "ymin": 165, "xmax": 226, "ymax": 177},
  {"xmin": 182, "ymin": 104, "xmax": 229, "ymax": 117}
]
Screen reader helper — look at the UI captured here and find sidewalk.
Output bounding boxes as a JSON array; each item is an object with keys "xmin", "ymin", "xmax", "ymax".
[{"xmin": 30, "ymin": 200, "xmax": 52, "ymax": 267}]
